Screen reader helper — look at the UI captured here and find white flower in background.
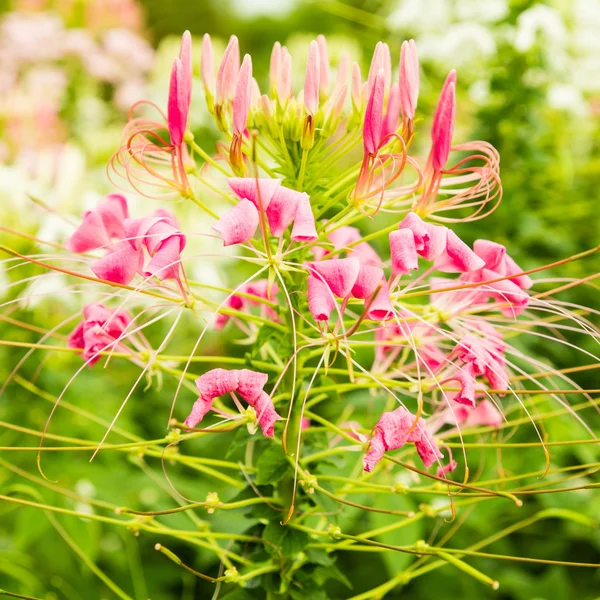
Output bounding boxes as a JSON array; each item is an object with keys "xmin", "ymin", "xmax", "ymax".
[
  {"xmin": 388, "ymin": 0, "xmax": 450, "ymax": 32},
  {"xmin": 231, "ymin": 0, "xmax": 295, "ymax": 18},
  {"xmin": 456, "ymin": 0, "xmax": 508, "ymax": 24},
  {"xmin": 547, "ymin": 83, "xmax": 587, "ymax": 116},
  {"xmin": 513, "ymin": 5, "xmax": 567, "ymax": 53},
  {"xmin": 418, "ymin": 22, "xmax": 496, "ymax": 70}
]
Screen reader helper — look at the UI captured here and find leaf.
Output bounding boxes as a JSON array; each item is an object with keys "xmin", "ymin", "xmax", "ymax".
[
  {"xmin": 305, "ymin": 547, "xmax": 333, "ymax": 566},
  {"xmin": 255, "ymin": 444, "xmax": 290, "ymax": 485},
  {"xmin": 262, "ymin": 522, "xmax": 310, "ymax": 558}
]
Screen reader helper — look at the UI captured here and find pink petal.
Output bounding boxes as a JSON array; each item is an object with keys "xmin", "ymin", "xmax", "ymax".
[
  {"xmin": 307, "ymin": 274, "xmax": 336, "ymax": 321},
  {"xmin": 227, "ymin": 177, "xmax": 281, "ymax": 210},
  {"xmin": 196, "ymin": 368, "xmax": 239, "ymax": 400},
  {"xmin": 251, "ymin": 391, "xmax": 282, "ymax": 437},
  {"xmin": 201, "ymin": 34, "xmax": 214, "ymax": 93},
  {"xmin": 309, "ymin": 257, "xmax": 360, "ymax": 298},
  {"xmin": 266, "ymin": 186, "xmax": 302, "ymax": 237},
  {"xmin": 236, "ymin": 369, "xmax": 268, "ymax": 403},
  {"xmin": 363, "ymin": 69, "xmax": 385, "ymax": 155},
  {"xmin": 67, "ymin": 210, "xmax": 111, "ymax": 253},
  {"xmin": 351, "ymin": 265, "xmax": 384, "ymax": 299},
  {"xmin": 168, "ymin": 57, "xmax": 187, "ymax": 147},
  {"xmin": 277, "ymin": 51, "xmax": 293, "ymax": 103},
  {"xmin": 291, "ymin": 194, "xmax": 318, "ymax": 242},
  {"xmin": 144, "ymin": 235, "xmax": 184, "ymax": 281},
  {"xmin": 269, "ymin": 41, "xmax": 282, "ymax": 89},
  {"xmin": 436, "ymin": 459, "xmax": 457, "ymax": 478},
  {"xmin": 213, "ymin": 199, "xmax": 259, "ymax": 246},
  {"xmin": 351, "ymin": 61, "xmax": 362, "ymax": 109},
  {"xmin": 431, "ymin": 71, "xmax": 456, "ymax": 171},
  {"xmin": 216, "ymin": 35, "xmax": 240, "ymax": 105},
  {"xmin": 233, "ymin": 54, "xmax": 252, "ymax": 136},
  {"xmin": 179, "ymin": 30, "xmax": 193, "ymax": 110},
  {"xmin": 184, "ymin": 396, "xmax": 214, "ymax": 428},
  {"xmin": 415, "ymin": 429, "xmax": 443, "ymax": 469},
  {"xmin": 399, "ymin": 39, "xmax": 419, "ymax": 120},
  {"xmin": 448, "ymin": 370, "xmax": 476, "ymax": 407},
  {"xmin": 366, "ymin": 42, "xmax": 385, "ymax": 100},
  {"xmin": 317, "ymin": 34, "xmax": 330, "ymax": 95},
  {"xmin": 333, "ymin": 53, "xmax": 350, "ymax": 97},
  {"xmin": 399, "ymin": 212, "xmax": 447, "ymax": 261},
  {"xmin": 349, "ymin": 242, "xmax": 382, "ymax": 267},
  {"xmin": 435, "ymin": 230, "xmax": 485, "ymax": 273},
  {"xmin": 91, "ymin": 241, "xmax": 143, "ymax": 285},
  {"xmin": 381, "ymin": 84, "xmax": 401, "ymax": 141},
  {"xmin": 363, "ymin": 429, "xmax": 385, "ymax": 472},
  {"xmin": 390, "ymin": 228, "xmax": 418, "ymax": 275},
  {"xmin": 473, "ymin": 239, "xmax": 506, "ymax": 272},
  {"xmin": 304, "ymin": 40, "xmax": 320, "ymax": 115},
  {"xmin": 466, "ymin": 399, "xmax": 503, "ymax": 428},
  {"xmin": 505, "ymin": 255, "xmax": 533, "ymax": 290},
  {"xmin": 68, "ymin": 321, "xmax": 85, "ymax": 350},
  {"xmin": 96, "ymin": 194, "xmax": 128, "ymax": 239},
  {"xmin": 365, "ymin": 280, "xmax": 394, "ymax": 321}
]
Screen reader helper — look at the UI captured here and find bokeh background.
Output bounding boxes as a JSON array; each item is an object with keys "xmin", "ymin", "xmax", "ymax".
[{"xmin": 0, "ymin": 0, "xmax": 599, "ymax": 599}]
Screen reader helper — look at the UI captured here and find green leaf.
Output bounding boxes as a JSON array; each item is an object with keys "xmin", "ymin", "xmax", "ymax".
[
  {"xmin": 305, "ymin": 547, "xmax": 333, "ymax": 566},
  {"xmin": 255, "ymin": 444, "xmax": 290, "ymax": 485}
]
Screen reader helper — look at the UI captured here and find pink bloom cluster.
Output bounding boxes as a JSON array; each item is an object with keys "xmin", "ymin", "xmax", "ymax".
[
  {"xmin": 184, "ymin": 368, "xmax": 281, "ymax": 437},
  {"xmin": 213, "ymin": 178, "xmax": 317, "ymax": 246},
  {"xmin": 67, "ymin": 194, "xmax": 186, "ymax": 286},
  {"xmin": 68, "ymin": 302, "xmax": 132, "ymax": 365}
]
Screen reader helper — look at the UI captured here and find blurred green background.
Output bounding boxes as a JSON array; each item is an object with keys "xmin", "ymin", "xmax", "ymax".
[{"xmin": 0, "ymin": 0, "xmax": 599, "ymax": 599}]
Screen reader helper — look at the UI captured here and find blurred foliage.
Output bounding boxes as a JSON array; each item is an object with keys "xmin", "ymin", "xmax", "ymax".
[{"xmin": 1, "ymin": 0, "xmax": 599, "ymax": 599}]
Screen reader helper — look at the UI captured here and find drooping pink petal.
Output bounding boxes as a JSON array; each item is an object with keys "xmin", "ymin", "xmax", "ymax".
[
  {"xmin": 266, "ymin": 186, "xmax": 302, "ymax": 237},
  {"xmin": 475, "ymin": 268, "xmax": 529, "ymax": 317},
  {"xmin": 304, "ymin": 40, "xmax": 320, "ymax": 115},
  {"xmin": 67, "ymin": 210, "xmax": 111, "ymax": 253},
  {"xmin": 290, "ymin": 194, "xmax": 318, "ymax": 242},
  {"xmin": 227, "ymin": 177, "xmax": 281, "ymax": 210},
  {"xmin": 349, "ymin": 242, "xmax": 382, "ymax": 267},
  {"xmin": 474, "ymin": 239, "xmax": 533, "ymax": 290},
  {"xmin": 363, "ymin": 429, "xmax": 385, "ymax": 472},
  {"xmin": 434, "ymin": 229, "xmax": 485, "ymax": 273},
  {"xmin": 81, "ymin": 325, "xmax": 114, "ymax": 365},
  {"xmin": 233, "ymin": 54, "xmax": 252, "ymax": 136},
  {"xmin": 446, "ymin": 370, "xmax": 477, "ymax": 407},
  {"xmin": 363, "ymin": 69, "xmax": 385, "ymax": 156},
  {"xmin": 504, "ymin": 255, "xmax": 533, "ymax": 290},
  {"xmin": 91, "ymin": 240, "xmax": 143, "ymax": 285},
  {"xmin": 184, "ymin": 396, "xmax": 214, "ymax": 428},
  {"xmin": 216, "ymin": 35, "xmax": 240, "ymax": 106},
  {"xmin": 436, "ymin": 459, "xmax": 457, "ymax": 478},
  {"xmin": 213, "ymin": 199, "xmax": 260, "ymax": 246},
  {"xmin": 390, "ymin": 228, "xmax": 419, "ymax": 275},
  {"xmin": 309, "ymin": 257, "xmax": 360, "ymax": 298},
  {"xmin": 307, "ymin": 274, "xmax": 336, "ymax": 322},
  {"xmin": 351, "ymin": 265, "xmax": 384, "ymax": 299},
  {"xmin": 399, "ymin": 39, "xmax": 419, "ymax": 120},
  {"xmin": 201, "ymin": 34, "xmax": 215, "ymax": 93},
  {"xmin": 316, "ymin": 34, "xmax": 330, "ymax": 95},
  {"xmin": 365, "ymin": 280, "xmax": 394, "ymax": 321},
  {"xmin": 236, "ymin": 369, "xmax": 269, "ymax": 403},
  {"xmin": 415, "ymin": 428, "xmax": 444, "ymax": 468},
  {"xmin": 430, "ymin": 71, "xmax": 456, "ymax": 171},
  {"xmin": 167, "ymin": 57, "xmax": 187, "ymax": 147},
  {"xmin": 250, "ymin": 391, "xmax": 282, "ymax": 437}
]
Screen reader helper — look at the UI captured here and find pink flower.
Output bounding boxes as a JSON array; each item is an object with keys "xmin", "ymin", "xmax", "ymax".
[
  {"xmin": 469, "ymin": 269, "xmax": 530, "ymax": 317},
  {"xmin": 398, "ymin": 212, "xmax": 447, "ymax": 261},
  {"xmin": 398, "ymin": 40, "xmax": 419, "ymax": 121},
  {"xmin": 228, "ymin": 177, "xmax": 281, "ymax": 211},
  {"xmin": 309, "ymin": 258, "xmax": 360, "ymax": 298},
  {"xmin": 304, "ymin": 40, "xmax": 320, "ymax": 115},
  {"xmin": 184, "ymin": 368, "xmax": 281, "ymax": 437},
  {"xmin": 290, "ymin": 194, "xmax": 318, "ymax": 242},
  {"xmin": 444, "ymin": 370, "xmax": 477, "ymax": 407},
  {"xmin": 213, "ymin": 199, "xmax": 259, "ymax": 246},
  {"xmin": 67, "ymin": 194, "xmax": 129, "ymax": 253},
  {"xmin": 168, "ymin": 31, "xmax": 193, "ymax": 148},
  {"xmin": 91, "ymin": 240, "xmax": 144, "ymax": 284},
  {"xmin": 454, "ymin": 399, "xmax": 503, "ymax": 428},
  {"xmin": 68, "ymin": 302, "xmax": 132, "ymax": 365},
  {"xmin": 364, "ymin": 406, "xmax": 442, "ymax": 472},
  {"xmin": 430, "ymin": 70, "xmax": 457, "ymax": 171}
]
